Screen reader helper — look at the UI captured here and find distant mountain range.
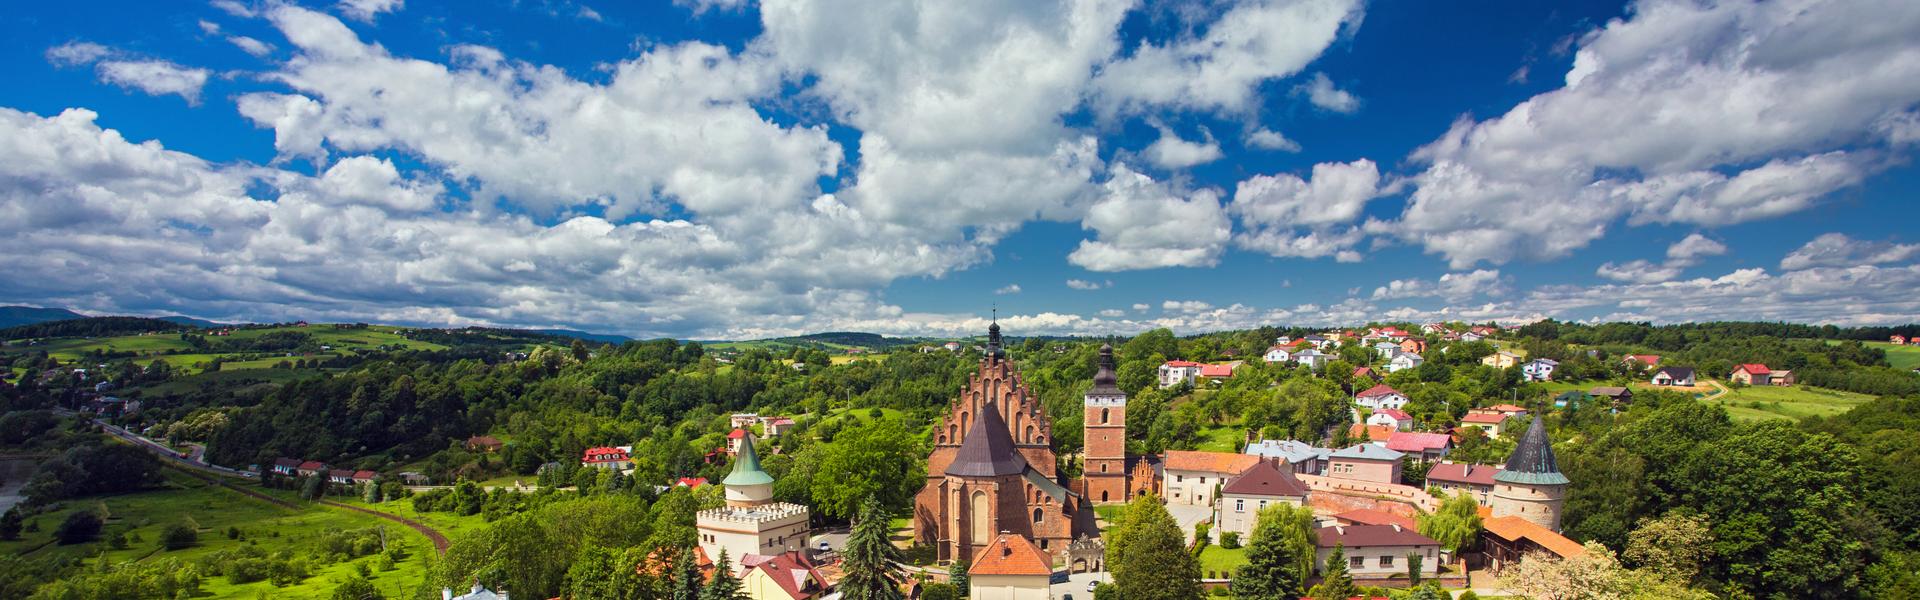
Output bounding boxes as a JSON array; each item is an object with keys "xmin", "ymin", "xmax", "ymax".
[{"xmin": 0, "ymin": 306, "xmax": 85, "ymax": 329}]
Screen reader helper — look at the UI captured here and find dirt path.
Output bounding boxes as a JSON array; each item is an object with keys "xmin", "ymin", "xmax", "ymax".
[
  {"xmin": 319, "ymin": 499, "xmax": 451, "ymax": 554},
  {"xmin": 1701, "ymin": 380, "xmax": 1730, "ymax": 401}
]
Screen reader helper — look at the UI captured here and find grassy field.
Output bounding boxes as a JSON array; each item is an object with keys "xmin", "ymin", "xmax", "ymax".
[
  {"xmin": 1192, "ymin": 424, "xmax": 1246, "ymax": 453},
  {"xmin": 1196, "ymin": 545, "xmax": 1248, "ymax": 578},
  {"xmin": 1703, "ymin": 383, "xmax": 1877, "ymax": 422},
  {"xmin": 1865, "ymin": 341, "xmax": 1920, "ymax": 370},
  {"xmin": 8, "ymin": 324, "xmax": 447, "ymax": 375},
  {"xmin": 1, "ymin": 471, "xmax": 436, "ymax": 599}
]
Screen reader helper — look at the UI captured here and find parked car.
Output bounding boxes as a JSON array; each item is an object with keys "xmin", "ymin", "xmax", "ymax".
[{"xmin": 816, "ymin": 540, "xmax": 831, "ymax": 552}]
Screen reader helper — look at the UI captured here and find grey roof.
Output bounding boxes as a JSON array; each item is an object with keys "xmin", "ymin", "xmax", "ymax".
[
  {"xmin": 1022, "ymin": 468, "xmax": 1074, "ymax": 502},
  {"xmin": 1528, "ymin": 358, "xmax": 1559, "ymax": 366},
  {"xmin": 1331, "ymin": 443, "xmax": 1403, "ymax": 462},
  {"xmin": 1245, "ymin": 439, "xmax": 1327, "ymax": 464},
  {"xmin": 945, "ymin": 401, "xmax": 1027, "ymax": 477},
  {"xmin": 1088, "ymin": 344, "xmax": 1122, "ymax": 396},
  {"xmin": 1495, "ymin": 416, "xmax": 1570, "ymax": 485},
  {"xmin": 1655, "ymin": 366, "xmax": 1696, "ymax": 380}
]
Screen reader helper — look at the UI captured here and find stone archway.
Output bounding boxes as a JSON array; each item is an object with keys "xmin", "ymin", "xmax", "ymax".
[{"xmin": 1068, "ymin": 534, "xmax": 1106, "ymax": 574}]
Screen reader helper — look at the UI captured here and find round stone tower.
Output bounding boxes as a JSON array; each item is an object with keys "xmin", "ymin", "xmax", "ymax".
[{"xmin": 1489, "ymin": 415, "xmax": 1569, "ymax": 531}]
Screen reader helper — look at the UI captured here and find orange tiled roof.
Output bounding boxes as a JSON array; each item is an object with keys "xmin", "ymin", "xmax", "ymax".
[
  {"xmin": 1482, "ymin": 515, "xmax": 1586, "ymax": 559},
  {"xmin": 1346, "ymin": 424, "xmax": 1395, "ymax": 443},
  {"xmin": 1162, "ymin": 450, "xmax": 1261, "ymax": 474},
  {"xmin": 969, "ymin": 533, "xmax": 1052, "ymax": 576}
]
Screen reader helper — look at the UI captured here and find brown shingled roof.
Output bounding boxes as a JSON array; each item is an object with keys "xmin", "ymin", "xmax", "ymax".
[
  {"xmin": 969, "ymin": 533, "xmax": 1052, "ymax": 576},
  {"xmin": 1162, "ymin": 450, "xmax": 1260, "ymax": 475},
  {"xmin": 1314, "ymin": 524, "xmax": 1439, "ymax": 549},
  {"xmin": 1221, "ymin": 459, "xmax": 1310, "ymax": 498},
  {"xmin": 1426, "ymin": 463, "xmax": 1500, "ymax": 486}
]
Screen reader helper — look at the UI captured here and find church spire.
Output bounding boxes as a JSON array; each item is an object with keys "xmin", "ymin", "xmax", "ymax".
[
  {"xmin": 985, "ymin": 310, "xmax": 1005, "ymax": 359},
  {"xmin": 1088, "ymin": 344, "xmax": 1120, "ymax": 395},
  {"xmin": 1495, "ymin": 416, "xmax": 1569, "ymax": 485}
]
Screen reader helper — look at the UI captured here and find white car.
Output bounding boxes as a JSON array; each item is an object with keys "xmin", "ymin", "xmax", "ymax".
[{"xmin": 816, "ymin": 540, "xmax": 831, "ymax": 552}]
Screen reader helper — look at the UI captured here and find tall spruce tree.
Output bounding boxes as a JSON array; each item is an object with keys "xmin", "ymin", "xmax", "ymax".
[
  {"xmin": 1233, "ymin": 504, "xmax": 1316, "ymax": 600},
  {"xmin": 1311, "ymin": 545, "xmax": 1355, "ymax": 600},
  {"xmin": 948, "ymin": 558, "xmax": 970, "ymax": 592},
  {"xmin": 671, "ymin": 548, "xmax": 703, "ymax": 600},
  {"xmin": 1109, "ymin": 494, "xmax": 1204, "ymax": 600},
  {"xmin": 702, "ymin": 549, "xmax": 744, "ymax": 600},
  {"xmin": 840, "ymin": 497, "xmax": 905, "ymax": 600}
]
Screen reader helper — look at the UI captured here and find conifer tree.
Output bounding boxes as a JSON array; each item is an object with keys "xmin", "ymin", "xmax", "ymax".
[
  {"xmin": 1109, "ymin": 494, "xmax": 1203, "ymax": 600},
  {"xmin": 702, "ymin": 549, "xmax": 744, "ymax": 600},
  {"xmin": 840, "ymin": 497, "xmax": 905, "ymax": 600},
  {"xmin": 1233, "ymin": 504, "xmax": 1315, "ymax": 600},
  {"xmin": 671, "ymin": 548, "xmax": 704, "ymax": 600},
  {"xmin": 1310, "ymin": 545, "xmax": 1355, "ymax": 600}
]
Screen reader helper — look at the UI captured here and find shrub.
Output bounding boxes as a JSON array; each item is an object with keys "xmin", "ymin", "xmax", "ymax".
[
  {"xmin": 161, "ymin": 523, "xmax": 198, "ymax": 550},
  {"xmin": 55, "ymin": 510, "xmax": 102, "ymax": 544},
  {"xmin": 920, "ymin": 582, "xmax": 961, "ymax": 600},
  {"xmin": 1219, "ymin": 531, "xmax": 1241, "ymax": 549}
]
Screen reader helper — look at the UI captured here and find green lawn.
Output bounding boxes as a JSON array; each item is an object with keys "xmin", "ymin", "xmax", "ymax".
[
  {"xmin": 1093, "ymin": 505, "xmax": 1126, "ymax": 524},
  {"xmin": 1196, "ymin": 545, "xmax": 1248, "ymax": 579},
  {"xmin": 1193, "ymin": 424, "xmax": 1245, "ymax": 452},
  {"xmin": 1, "ymin": 472, "xmax": 435, "ymax": 599},
  {"xmin": 1703, "ymin": 384, "xmax": 1877, "ymax": 422},
  {"xmin": 1864, "ymin": 341, "xmax": 1920, "ymax": 370}
]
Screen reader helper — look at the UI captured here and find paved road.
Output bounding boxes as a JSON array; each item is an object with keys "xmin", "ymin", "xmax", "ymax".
[{"xmin": 1051, "ymin": 571, "xmax": 1109, "ymax": 600}]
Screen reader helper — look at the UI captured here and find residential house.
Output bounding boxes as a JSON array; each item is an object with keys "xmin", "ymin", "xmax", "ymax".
[
  {"xmin": 1893, "ymin": 335, "xmax": 1908, "ymax": 345},
  {"xmin": 327, "ymin": 469, "xmax": 355, "ymax": 485},
  {"xmin": 1315, "ymin": 525, "xmax": 1442, "ymax": 578},
  {"xmin": 1330, "ymin": 509, "xmax": 1418, "ymax": 531},
  {"xmin": 1162, "ymin": 450, "xmax": 1261, "ymax": 507},
  {"xmin": 1522, "ymin": 359, "xmax": 1558, "ymax": 382},
  {"xmin": 1553, "ymin": 390, "xmax": 1589, "ymax": 409},
  {"xmin": 730, "ymin": 413, "xmax": 761, "ymax": 429},
  {"xmin": 1731, "ymin": 364, "xmax": 1773, "ymax": 386},
  {"xmin": 1348, "ymin": 424, "xmax": 1396, "ymax": 444},
  {"xmin": 296, "ymin": 461, "xmax": 327, "ymax": 477},
  {"xmin": 1650, "ymin": 366, "xmax": 1696, "ymax": 386},
  {"xmin": 943, "ymin": 341, "xmax": 963, "ymax": 352},
  {"xmin": 1399, "ymin": 338, "xmax": 1428, "ymax": 355},
  {"xmin": 1770, "ymin": 370, "xmax": 1796, "ymax": 385},
  {"xmin": 1327, "ymin": 444, "xmax": 1404, "ymax": 484},
  {"xmin": 399, "ymin": 472, "xmax": 430, "ymax": 486},
  {"xmin": 741, "ymin": 551, "xmax": 832, "ymax": 600},
  {"xmin": 676, "ymin": 477, "xmax": 708, "ymax": 489},
  {"xmin": 1244, "ymin": 439, "xmax": 1330, "ymax": 476},
  {"xmin": 1587, "ymin": 386, "xmax": 1633, "ymax": 407},
  {"xmin": 1292, "ymin": 349, "xmax": 1331, "ymax": 370},
  {"xmin": 1352, "ymin": 366, "xmax": 1382, "ymax": 384},
  {"xmin": 1622, "ymin": 354, "xmax": 1662, "ymax": 370},
  {"xmin": 1481, "ymin": 351, "xmax": 1522, "ymax": 368},
  {"xmin": 1385, "ymin": 432, "xmax": 1452, "ymax": 461},
  {"xmin": 1262, "ymin": 345, "xmax": 1295, "ymax": 363},
  {"xmin": 763, "ymin": 417, "xmax": 797, "ymax": 438},
  {"xmin": 1304, "ymin": 335, "xmax": 1335, "ymax": 350},
  {"xmin": 583, "ymin": 446, "xmax": 631, "ymax": 469},
  {"xmin": 1474, "ymin": 404, "xmax": 1529, "ymax": 418},
  {"xmin": 1426, "ymin": 463, "xmax": 1501, "ymax": 504},
  {"xmin": 448, "ymin": 584, "xmax": 509, "ymax": 600},
  {"xmin": 1470, "ymin": 325, "xmax": 1498, "ymax": 337},
  {"xmin": 271, "ymin": 457, "xmax": 301, "ymax": 476},
  {"xmin": 967, "ymin": 533, "xmax": 1052, "ymax": 600},
  {"xmin": 351, "ymin": 470, "xmax": 378, "ymax": 485},
  {"xmin": 1372, "ymin": 342, "xmax": 1402, "ymax": 360},
  {"xmin": 1421, "ymin": 323, "xmax": 1447, "ymax": 335},
  {"xmin": 1355, "ymin": 384, "xmax": 1410, "ymax": 411},
  {"xmin": 729, "ymin": 429, "xmax": 751, "ymax": 454},
  {"xmin": 1198, "ymin": 362, "xmax": 1242, "ymax": 382},
  {"xmin": 1460, "ymin": 413, "xmax": 1511, "ymax": 437},
  {"xmin": 1387, "ymin": 352, "xmax": 1424, "ymax": 373},
  {"xmin": 1481, "ymin": 515, "xmax": 1586, "ymax": 571},
  {"xmin": 1365, "ymin": 408, "xmax": 1413, "ymax": 430},
  {"xmin": 1216, "ymin": 459, "xmax": 1312, "ymax": 539},
  {"xmin": 1158, "ymin": 360, "xmax": 1205, "ymax": 388},
  {"xmin": 1459, "ymin": 332, "xmax": 1485, "ymax": 343},
  {"xmin": 466, "ymin": 435, "xmax": 503, "ymax": 452}
]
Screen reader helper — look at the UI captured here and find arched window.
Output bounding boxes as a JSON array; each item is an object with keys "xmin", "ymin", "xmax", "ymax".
[
  {"xmin": 970, "ymin": 491, "xmax": 990, "ymax": 542},
  {"xmin": 1101, "ymin": 490, "xmax": 1110, "ymax": 502},
  {"xmin": 1099, "ymin": 463, "xmax": 1108, "ymax": 473},
  {"xmin": 1101, "ymin": 408, "xmax": 1110, "ymax": 424},
  {"xmin": 1033, "ymin": 508, "xmax": 1044, "ymax": 523},
  {"xmin": 1025, "ymin": 425, "xmax": 1035, "ymax": 441}
]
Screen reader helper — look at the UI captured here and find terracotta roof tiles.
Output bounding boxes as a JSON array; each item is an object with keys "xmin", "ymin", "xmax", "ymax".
[{"xmin": 969, "ymin": 533, "xmax": 1052, "ymax": 576}]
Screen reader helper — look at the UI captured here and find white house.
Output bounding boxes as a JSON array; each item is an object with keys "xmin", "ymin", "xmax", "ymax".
[
  {"xmin": 1522, "ymin": 359, "xmax": 1558, "ymax": 382},
  {"xmin": 1651, "ymin": 366, "xmax": 1696, "ymax": 386},
  {"xmin": 1355, "ymin": 384, "xmax": 1409, "ymax": 411},
  {"xmin": 1387, "ymin": 352, "xmax": 1424, "ymax": 373},
  {"xmin": 1372, "ymin": 341, "xmax": 1402, "ymax": 360},
  {"xmin": 1158, "ymin": 361, "xmax": 1205, "ymax": 388},
  {"xmin": 1262, "ymin": 345, "xmax": 1294, "ymax": 364},
  {"xmin": 1460, "ymin": 332, "xmax": 1484, "ymax": 342},
  {"xmin": 1292, "ymin": 349, "xmax": 1331, "ymax": 370},
  {"xmin": 1366, "ymin": 408, "xmax": 1413, "ymax": 430}
]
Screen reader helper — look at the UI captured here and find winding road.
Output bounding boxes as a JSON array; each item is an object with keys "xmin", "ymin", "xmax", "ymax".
[{"xmin": 86, "ymin": 415, "xmax": 451, "ymax": 554}]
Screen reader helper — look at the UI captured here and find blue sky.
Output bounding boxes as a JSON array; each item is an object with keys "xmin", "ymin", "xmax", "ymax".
[{"xmin": 1, "ymin": 0, "xmax": 1917, "ymax": 339}]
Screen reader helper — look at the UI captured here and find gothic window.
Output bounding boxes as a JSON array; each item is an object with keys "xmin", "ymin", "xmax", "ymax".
[
  {"xmin": 1032, "ymin": 508, "xmax": 1043, "ymax": 523},
  {"xmin": 1025, "ymin": 425, "xmax": 1035, "ymax": 441},
  {"xmin": 1101, "ymin": 408, "xmax": 1110, "ymax": 424},
  {"xmin": 970, "ymin": 491, "xmax": 990, "ymax": 543}
]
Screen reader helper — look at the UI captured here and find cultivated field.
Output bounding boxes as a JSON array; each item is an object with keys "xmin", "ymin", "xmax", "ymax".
[{"xmin": 1703, "ymin": 383, "xmax": 1877, "ymax": 422}]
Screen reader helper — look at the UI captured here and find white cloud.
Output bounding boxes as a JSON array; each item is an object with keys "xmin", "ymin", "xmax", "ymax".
[
  {"xmin": 1245, "ymin": 128, "xmax": 1301, "ymax": 152},
  {"xmin": 1068, "ymin": 165, "xmax": 1232, "ymax": 272},
  {"xmin": 1664, "ymin": 232, "xmax": 1726, "ymax": 267},
  {"xmin": 1092, "ymin": 0, "xmax": 1364, "ymax": 116},
  {"xmin": 1230, "ymin": 159, "xmax": 1382, "ymax": 261},
  {"xmin": 1131, "ymin": 303, "xmax": 1150, "ymax": 312},
  {"xmin": 995, "ymin": 284, "xmax": 1022, "ymax": 295},
  {"xmin": 1143, "ymin": 125, "xmax": 1222, "ymax": 169},
  {"xmin": 95, "ymin": 60, "xmax": 212, "ymax": 104},
  {"xmin": 228, "ymin": 36, "xmax": 275, "ymax": 57},
  {"xmin": 1385, "ymin": 0, "xmax": 1920, "ymax": 268},
  {"xmin": 1781, "ymin": 233, "xmax": 1920, "ymax": 271},
  {"xmin": 1162, "ymin": 300, "xmax": 1214, "ymax": 313},
  {"xmin": 1098, "ymin": 309, "xmax": 1126, "ymax": 318},
  {"xmin": 675, "ymin": 0, "xmax": 749, "ymax": 14},
  {"xmin": 45, "ymin": 41, "xmax": 109, "ymax": 66},
  {"xmin": 336, "ymin": 0, "xmax": 403, "ymax": 22},
  {"xmin": 1293, "ymin": 72, "xmax": 1358, "ymax": 113},
  {"xmin": 577, "ymin": 6, "xmax": 604, "ymax": 21},
  {"xmin": 1596, "ymin": 259, "xmax": 1683, "ymax": 284},
  {"xmin": 1066, "ymin": 279, "xmax": 1109, "ymax": 290},
  {"xmin": 1371, "ymin": 269, "xmax": 1507, "ymax": 301}
]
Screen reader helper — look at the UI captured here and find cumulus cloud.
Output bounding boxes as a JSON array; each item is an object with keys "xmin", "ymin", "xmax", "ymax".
[
  {"xmin": 1598, "ymin": 232, "xmax": 1729, "ymax": 283},
  {"xmin": 1665, "ymin": 232, "xmax": 1727, "ymax": 266},
  {"xmin": 336, "ymin": 0, "xmax": 403, "ymax": 22},
  {"xmin": 1383, "ymin": 0, "xmax": 1920, "ymax": 268},
  {"xmin": 1131, "ymin": 303, "xmax": 1150, "ymax": 312},
  {"xmin": 1143, "ymin": 125, "xmax": 1222, "ymax": 169},
  {"xmin": 1781, "ymin": 233, "xmax": 1920, "ymax": 271},
  {"xmin": 1092, "ymin": 0, "xmax": 1364, "ymax": 116},
  {"xmin": 1230, "ymin": 159, "xmax": 1383, "ymax": 261},
  {"xmin": 1245, "ymin": 128, "xmax": 1301, "ymax": 152},
  {"xmin": 1068, "ymin": 165, "xmax": 1232, "ymax": 272},
  {"xmin": 1098, "ymin": 309, "xmax": 1126, "ymax": 318},
  {"xmin": 1066, "ymin": 279, "xmax": 1110, "ymax": 290},
  {"xmin": 995, "ymin": 284, "xmax": 1022, "ymax": 295},
  {"xmin": 1293, "ymin": 72, "xmax": 1358, "ymax": 113},
  {"xmin": 1162, "ymin": 300, "xmax": 1214, "ymax": 313},
  {"xmin": 1371, "ymin": 269, "xmax": 1507, "ymax": 301},
  {"xmin": 46, "ymin": 42, "xmax": 210, "ymax": 103}
]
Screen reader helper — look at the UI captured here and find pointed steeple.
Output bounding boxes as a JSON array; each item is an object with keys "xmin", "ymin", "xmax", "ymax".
[
  {"xmin": 985, "ymin": 313, "xmax": 1005, "ymax": 359},
  {"xmin": 723, "ymin": 430, "xmax": 774, "ymax": 487},
  {"xmin": 1495, "ymin": 416, "xmax": 1569, "ymax": 485},
  {"xmin": 945, "ymin": 400, "xmax": 1027, "ymax": 477}
]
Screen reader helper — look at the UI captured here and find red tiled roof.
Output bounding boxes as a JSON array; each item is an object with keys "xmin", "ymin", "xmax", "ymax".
[
  {"xmin": 1426, "ymin": 463, "xmax": 1500, "ymax": 486},
  {"xmin": 1373, "ymin": 408, "xmax": 1411, "ymax": 421},
  {"xmin": 1163, "ymin": 360, "xmax": 1205, "ymax": 368},
  {"xmin": 583, "ymin": 447, "xmax": 629, "ymax": 462},
  {"xmin": 1356, "ymin": 383, "xmax": 1402, "ymax": 399},
  {"xmin": 1347, "ymin": 424, "xmax": 1395, "ymax": 443},
  {"xmin": 328, "ymin": 469, "xmax": 354, "ymax": 478},
  {"xmin": 1461, "ymin": 413, "xmax": 1508, "ymax": 425},
  {"xmin": 1315, "ymin": 524, "xmax": 1439, "ymax": 549},
  {"xmin": 298, "ymin": 461, "xmax": 326, "ymax": 470},
  {"xmin": 1332, "ymin": 509, "xmax": 1417, "ymax": 530},
  {"xmin": 770, "ymin": 417, "xmax": 795, "ymax": 425},
  {"xmin": 677, "ymin": 477, "xmax": 708, "ymax": 488},
  {"xmin": 1736, "ymin": 363, "xmax": 1771, "ymax": 375},
  {"xmin": 273, "ymin": 457, "xmax": 301, "ymax": 468},
  {"xmin": 1199, "ymin": 363, "xmax": 1237, "ymax": 378},
  {"xmin": 352, "ymin": 470, "xmax": 378, "ymax": 480},
  {"xmin": 969, "ymin": 533, "xmax": 1052, "ymax": 576},
  {"xmin": 1386, "ymin": 432, "xmax": 1452, "ymax": 452},
  {"xmin": 749, "ymin": 551, "xmax": 827, "ymax": 600},
  {"xmin": 1353, "ymin": 366, "xmax": 1378, "ymax": 380},
  {"xmin": 1624, "ymin": 354, "xmax": 1661, "ymax": 365},
  {"xmin": 1482, "ymin": 516, "xmax": 1586, "ymax": 559},
  {"xmin": 728, "ymin": 429, "xmax": 748, "ymax": 439},
  {"xmin": 1163, "ymin": 450, "xmax": 1261, "ymax": 475}
]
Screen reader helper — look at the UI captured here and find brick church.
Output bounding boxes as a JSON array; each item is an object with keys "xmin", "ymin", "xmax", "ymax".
[{"xmin": 913, "ymin": 322, "xmax": 1161, "ymax": 561}]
